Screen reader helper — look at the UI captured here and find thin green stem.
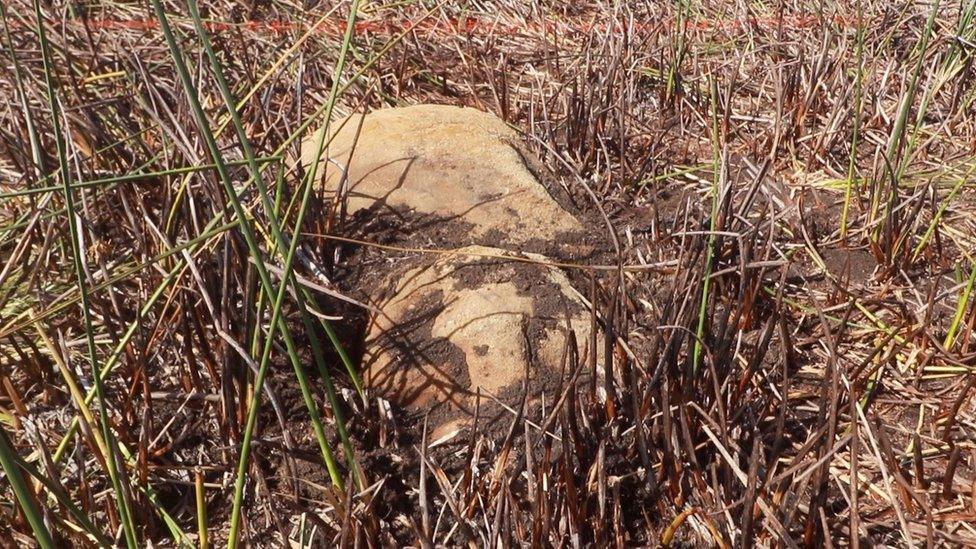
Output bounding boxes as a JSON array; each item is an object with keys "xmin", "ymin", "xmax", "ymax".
[
  {"xmin": 33, "ymin": 1, "xmax": 138, "ymax": 545},
  {"xmin": 0, "ymin": 156, "xmax": 280, "ymax": 200},
  {"xmin": 693, "ymin": 75, "xmax": 722, "ymax": 374},
  {"xmin": 840, "ymin": 0, "xmax": 866, "ymax": 241},
  {"xmin": 186, "ymin": 0, "xmax": 349, "ymax": 493},
  {"xmin": 190, "ymin": 0, "xmax": 353, "ymax": 485},
  {"xmin": 0, "ymin": 426, "xmax": 55, "ymax": 548},
  {"xmin": 945, "ymin": 265, "xmax": 976, "ymax": 350},
  {"xmin": 872, "ymin": 0, "xmax": 940, "ymax": 241},
  {"xmin": 147, "ymin": 1, "xmax": 363, "ymax": 546}
]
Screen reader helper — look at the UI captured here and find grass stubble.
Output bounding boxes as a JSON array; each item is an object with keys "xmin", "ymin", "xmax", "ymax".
[{"xmin": 1, "ymin": 0, "xmax": 976, "ymax": 546}]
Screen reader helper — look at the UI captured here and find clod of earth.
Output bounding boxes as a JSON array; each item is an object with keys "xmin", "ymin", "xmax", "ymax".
[
  {"xmin": 362, "ymin": 246, "xmax": 598, "ymax": 424},
  {"xmin": 300, "ymin": 104, "xmax": 586, "ymax": 251}
]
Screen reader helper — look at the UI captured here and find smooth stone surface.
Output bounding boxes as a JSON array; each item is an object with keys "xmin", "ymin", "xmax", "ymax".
[{"xmin": 300, "ymin": 104, "xmax": 584, "ymax": 248}]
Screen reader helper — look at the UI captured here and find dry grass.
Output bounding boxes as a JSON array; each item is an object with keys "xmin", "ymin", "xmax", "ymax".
[{"xmin": 2, "ymin": 0, "xmax": 976, "ymax": 546}]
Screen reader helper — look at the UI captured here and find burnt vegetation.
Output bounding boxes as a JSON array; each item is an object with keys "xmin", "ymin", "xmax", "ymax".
[{"xmin": 2, "ymin": 0, "xmax": 976, "ymax": 546}]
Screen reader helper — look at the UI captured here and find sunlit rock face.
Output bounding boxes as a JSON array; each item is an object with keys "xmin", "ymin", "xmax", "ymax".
[{"xmin": 300, "ymin": 104, "xmax": 585, "ymax": 252}]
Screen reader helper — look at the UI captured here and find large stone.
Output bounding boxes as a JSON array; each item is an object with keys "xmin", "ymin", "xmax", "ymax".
[
  {"xmin": 362, "ymin": 246, "xmax": 597, "ymax": 420},
  {"xmin": 300, "ymin": 104, "xmax": 585, "ymax": 251}
]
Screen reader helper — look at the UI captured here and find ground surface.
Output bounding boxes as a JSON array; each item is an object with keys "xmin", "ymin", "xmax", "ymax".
[{"xmin": 2, "ymin": 0, "xmax": 976, "ymax": 547}]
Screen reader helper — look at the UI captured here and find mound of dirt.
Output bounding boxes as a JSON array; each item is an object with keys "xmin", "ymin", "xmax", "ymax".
[
  {"xmin": 362, "ymin": 246, "xmax": 598, "ymax": 432},
  {"xmin": 300, "ymin": 104, "xmax": 586, "ymax": 253}
]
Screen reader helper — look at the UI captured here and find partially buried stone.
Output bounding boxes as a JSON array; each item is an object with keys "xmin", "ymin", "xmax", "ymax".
[{"xmin": 300, "ymin": 105, "xmax": 602, "ymax": 437}]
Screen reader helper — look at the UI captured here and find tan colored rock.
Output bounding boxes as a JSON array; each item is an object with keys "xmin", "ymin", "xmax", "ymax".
[
  {"xmin": 299, "ymin": 105, "xmax": 601, "ymax": 431},
  {"xmin": 363, "ymin": 246, "xmax": 597, "ymax": 418},
  {"xmin": 300, "ymin": 104, "xmax": 584, "ymax": 249}
]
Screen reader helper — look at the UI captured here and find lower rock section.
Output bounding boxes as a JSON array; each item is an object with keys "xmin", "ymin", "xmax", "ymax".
[{"xmin": 363, "ymin": 246, "xmax": 598, "ymax": 429}]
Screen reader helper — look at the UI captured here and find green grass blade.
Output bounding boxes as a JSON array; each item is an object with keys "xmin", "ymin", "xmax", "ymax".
[
  {"xmin": 32, "ymin": 1, "xmax": 138, "ymax": 545},
  {"xmin": 146, "ymin": 2, "xmax": 363, "ymax": 545},
  {"xmin": 693, "ymin": 75, "xmax": 722, "ymax": 374},
  {"xmin": 872, "ymin": 0, "xmax": 940, "ymax": 240},
  {"xmin": 185, "ymin": 0, "xmax": 350, "ymax": 484},
  {"xmin": 945, "ymin": 265, "xmax": 976, "ymax": 350},
  {"xmin": 198, "ymin": 0, "xmax": 368, "ymax": 536},
  {"xmin": 0, "ymin": 426, "xmax": 55, "ymax": 548},
  {"xmin": 840, "ymin": 1, "xmax": 867, "ymax": 240},
  {"xmin": 12, "ymin": 448, "xmax": 110, "ymax": 546},
  {"xmin": 185, "ymin": 0, "xmax": 364, "ymax": 411},
  {"xmin": 0, "ymin": 156, "xmax": 280, "ymax": 200},
  {"xmin": 0, "ymin": 0, "xmax": 44, "ymax": 184}
]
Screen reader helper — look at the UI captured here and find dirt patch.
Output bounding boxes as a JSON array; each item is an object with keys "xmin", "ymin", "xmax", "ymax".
[
  {"xmin": 331, "ymin": 199, "xmax": 607, "ymax": 265},
  {"xmin": 821, "ymin": 246, "xmax": 877, "ymax": 282}
]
